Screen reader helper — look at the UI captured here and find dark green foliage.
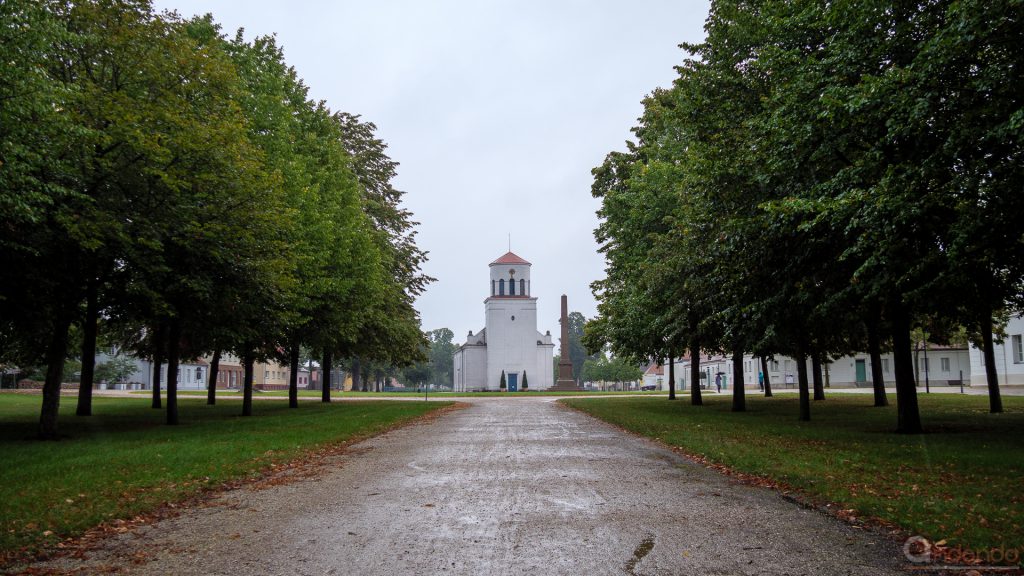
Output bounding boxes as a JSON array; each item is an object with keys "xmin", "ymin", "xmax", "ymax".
[
  {"xmin": 92, "ymin": 356, "xmax": 136, "ymax": 386},
  {"xmin": 589, "ymin": 0, "xmax": 1024, "ymax": 431},
  {"xmin": 0, "ymin": 1, "xmax": 430, "ymax": 436}
]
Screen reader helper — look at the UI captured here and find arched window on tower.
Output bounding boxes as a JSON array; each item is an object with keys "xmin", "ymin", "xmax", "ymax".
[
  {"xmin": 510, "ymin": 276, "xmax": 516, "ymax": 295},
  {"xmin": 491, "ymin": 279, "xmax": 495, "ymax": 296},
  {"xmin": 499, "ymin": 278, "xmax": 505, "ymax": 296},
  {"xmin": 520, "ymin": 279, "xmax": 525, "ymax": 296}
]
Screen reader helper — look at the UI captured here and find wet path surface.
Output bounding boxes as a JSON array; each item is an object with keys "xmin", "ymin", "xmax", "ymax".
[{"xmin": 31, "ymin": 397, "xmax": 903, "ymax": 575}]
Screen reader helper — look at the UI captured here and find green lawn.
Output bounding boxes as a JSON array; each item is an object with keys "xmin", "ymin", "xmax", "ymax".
[
  {"xmin": 0, "ymin": 394, "xmax": 452, "ymax": 561},
  {"xmin": 563, "ymin": 394, "xmax": 1024, "ymax": 558}
]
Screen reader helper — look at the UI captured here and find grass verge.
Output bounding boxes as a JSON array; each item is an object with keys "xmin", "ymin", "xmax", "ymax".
[
  {"xmin": 562, "ymin": 393, "xmax": 1023, "ymax": 560},
  {"xmin": 0, "ymin": 393, "xmax": 453, "ymax": 562}
]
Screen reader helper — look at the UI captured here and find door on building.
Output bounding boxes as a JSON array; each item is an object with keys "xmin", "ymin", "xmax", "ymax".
[
  {"xmin": 507, "ymin": 373, "xmax": 518, "ymax": 392},
  {"xmin": 855, "ymin": 359, "xmax": 867, "ymax": 383}
]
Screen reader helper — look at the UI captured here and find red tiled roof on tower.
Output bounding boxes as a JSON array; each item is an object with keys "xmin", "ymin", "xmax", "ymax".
[{"xmin": 490, "ymin": 251, "xmax": 531, "ymax": 266}]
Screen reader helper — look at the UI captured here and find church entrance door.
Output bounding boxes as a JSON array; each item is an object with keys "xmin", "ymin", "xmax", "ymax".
[{"xmin": 507, "ymin": 373, "xmax": 518, "ymax": 392}]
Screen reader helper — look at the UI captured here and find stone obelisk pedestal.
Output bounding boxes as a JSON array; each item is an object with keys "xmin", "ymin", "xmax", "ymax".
[{"xmin": 550, "ymin": 294, "xmax": 583, "ymax": 391}]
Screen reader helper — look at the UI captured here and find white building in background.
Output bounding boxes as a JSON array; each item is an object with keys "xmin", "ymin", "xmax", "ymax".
[
  {"xmin": 641, "ymin": 363, "xmax": 664, "ymax": 390},
  {"xmin": 969, "ymin": 313, "xmax": 1024, "ymax": 386},
  {"xmin": 670, "ymin": 345, "xmax": 972, "ymax": 391},
  {"xmin": 453, "ymin": 252, "xmax": 555, "ymax": 391}
]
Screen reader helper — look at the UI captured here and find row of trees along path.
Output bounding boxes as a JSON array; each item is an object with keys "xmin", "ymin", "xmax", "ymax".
[
  {"xmin": 586, "ymin": 0, "xmax": 1022, "ymax": 433},
  {"xmin": 0, "ymin": 1, "xmax": 431, "ymax": 438}
]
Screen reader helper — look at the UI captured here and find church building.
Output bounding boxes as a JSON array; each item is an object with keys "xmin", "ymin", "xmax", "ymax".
[{"xmin": 453, "ymin": 252, "xmax": 555, "ymax": 391}]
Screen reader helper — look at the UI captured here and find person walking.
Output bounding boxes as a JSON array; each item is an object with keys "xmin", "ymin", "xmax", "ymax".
[{"xmin": 715, "ymin": 372, "xmax": 722, "ymax": 393}]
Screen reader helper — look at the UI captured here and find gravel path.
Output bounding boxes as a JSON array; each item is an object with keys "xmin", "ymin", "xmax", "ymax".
[{"xmin": 28, "ymin": 397, "xmax": 904, "ymax": 575}]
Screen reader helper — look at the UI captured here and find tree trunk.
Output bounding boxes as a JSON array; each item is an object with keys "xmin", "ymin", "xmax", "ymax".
[
  {"xmin": 322, "ymin": 350, "xmax": 332, "ymax": 403},
  {"xmin": 288, "ymin": 340, "xmax": 300, "ymax": 409},
  {"xmin": 689, "ymin": 341, "xmax": 702, "ymax": 406},
  {"xmin": 980, "ymin": 314, "xmax": 1004, "ymax": 414},
  {"xmin": 207, "ymin": 348, "xmax": 221, "ymax": 405},
  {"xmin": 731, "ymin": 349, "xmax": 745, "ymax": 412},
  {"xmin": 39, "ymin": 311, "xmax": 73, "ymax": 439},
  {"xmin": 165, "ymin": 320, "xmax": 181, "ymax": 425},
  {"xmin": 867, "ymin": 315, "xmax": 888, "ymax": 407},
  {"xmin": 796, "ymin": 348, "xmax": 810, "ymax": 422},
  {"xmin": 361, "ymin": 364, "xmax": 370, "ymax": 392},
  {"xmin": 351, "ymin": 357, "xmax": 360, "ymax": 393},
  {"xmin": 242, "ymin": 348, "xmax": 255, "ymax": 416},
  {"xmin": 667, "ymin": 356, "xmax": 676, "ymax": 400},
  {"xmin": 151, "ymin": 323, "xmax": 165, "ymax": 409},
  {"xmin": 76, "ymin": 280, "xmax": 99, "ymax": 416},
  {"xmin": 890, "ymin": 301, "xmax": 923, "ymax": 433},
  {"xmin": 812, "ymin": 353, "xmax": 825, "ymax": 401},
  {"xmin": 760, "ymin": 356, "xmax": 773, "ymax": 397}
]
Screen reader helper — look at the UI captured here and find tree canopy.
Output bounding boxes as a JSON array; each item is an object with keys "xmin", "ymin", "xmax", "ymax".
[
  {"xmin": 0, "ymin": 0, "xmax": 430, "ymax": 437},
  {"xmin": 589, "ymin": 0, "xmax": 1024, "ymax": 432}
]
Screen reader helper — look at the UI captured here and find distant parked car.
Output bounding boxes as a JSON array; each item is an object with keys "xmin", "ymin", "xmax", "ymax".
[{"xmin": 640, "ymin": 384, "xmax": 656, "ymax": 391}]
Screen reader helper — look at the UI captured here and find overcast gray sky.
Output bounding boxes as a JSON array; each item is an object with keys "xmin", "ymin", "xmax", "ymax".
[{"xmin": 154, "ymin": 0, "xmax": 711, "ymax": 342}]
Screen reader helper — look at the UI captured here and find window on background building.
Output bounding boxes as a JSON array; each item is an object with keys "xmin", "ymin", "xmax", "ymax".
[
  {"xmin": 520, "ymin": 279, "xmax": 525, "ymax": 295},
  {"xmin": 941, "ymin": 357, "xmax": 951, "ymax": 372},
  {"xmin": 499, "ymin": 279, "xmax": 505, "ymax": 295},
  {"xmin": 784, "ymin": 360, "xmax": 792, "ymax": 372},
  {"xmin": 771, "ymin": 360, "xmax": 779, "ymax": 371},
  {"xmin": 1013, "ymin": 334, "xmax": 1023, "ymax": 363},
  {"xmin": 883, "ymin": 358, "xmax": 890, "ymax": 373},
  {"xmin": 491, "ymin": 280, "xmax": 495, "ymax": 296},
  {"xmin": 265, "ymin": 370, "xmax": 269, "ymax": 379},
  {"xmin": 510, "ymin": 278, "xmax": 516, "ymax": 295}
]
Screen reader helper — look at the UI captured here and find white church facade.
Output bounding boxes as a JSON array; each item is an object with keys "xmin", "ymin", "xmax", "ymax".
[{"xmin": 453, "ymin": 252, "xmax": 555, "ymax": 391}]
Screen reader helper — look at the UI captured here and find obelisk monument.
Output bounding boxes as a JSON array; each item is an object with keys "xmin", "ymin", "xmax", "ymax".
[{"xmin": 551, "ymin": 294, "xmax": 583, "ymax": 391}]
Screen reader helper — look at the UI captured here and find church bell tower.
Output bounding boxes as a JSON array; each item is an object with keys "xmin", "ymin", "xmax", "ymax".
[{"xmin": 485, "ymin": 252, "xmax": 539, "ymax": 391}]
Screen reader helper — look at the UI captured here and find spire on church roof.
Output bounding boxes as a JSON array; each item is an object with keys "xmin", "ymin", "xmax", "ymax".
[{"xmin": 490, "ymin": 251, "xmax": 531, "ymax": 266}]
